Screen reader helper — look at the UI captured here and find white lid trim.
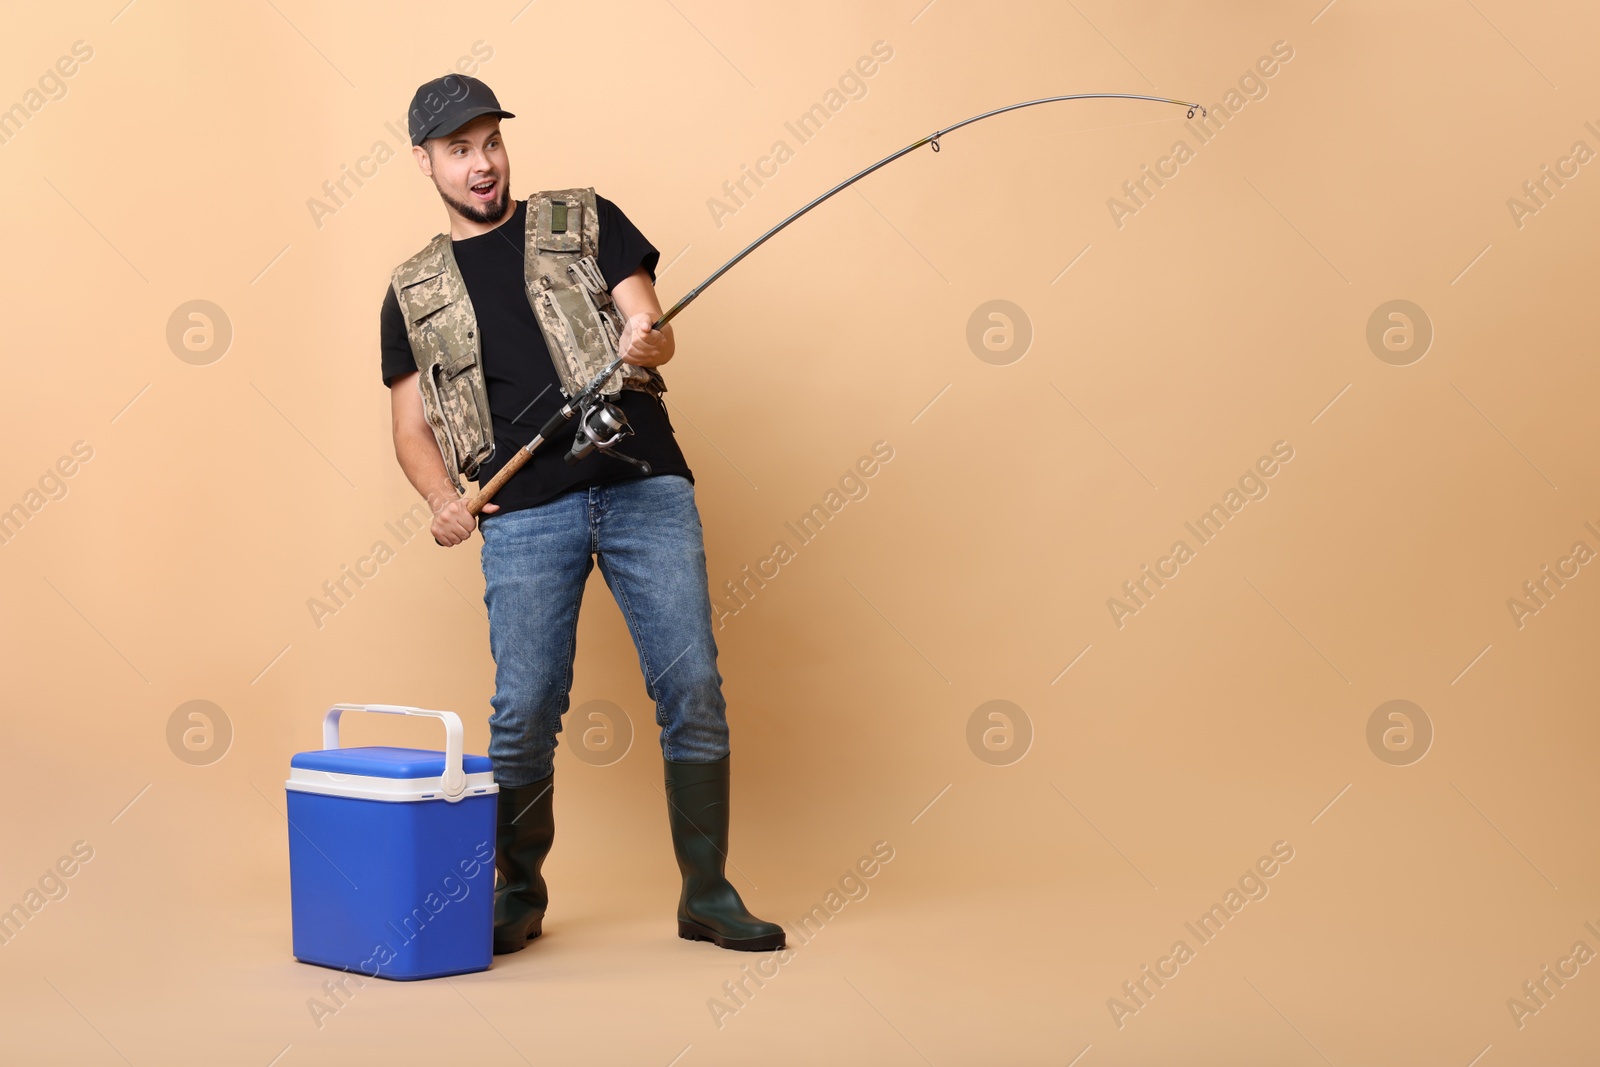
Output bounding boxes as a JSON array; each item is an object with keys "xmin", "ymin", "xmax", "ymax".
[{"xmin": 285, "ymin": 767, "xmax": 499, "ymax": 803}]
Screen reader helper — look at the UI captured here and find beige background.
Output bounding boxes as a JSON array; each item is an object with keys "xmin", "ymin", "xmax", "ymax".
[{"xmin": 2, "ymin": 0, "xmax": 1597, "ymax": 1063}]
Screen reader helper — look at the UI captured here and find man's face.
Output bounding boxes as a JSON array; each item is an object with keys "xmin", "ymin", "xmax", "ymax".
[{"xmin": 416, "ymin": 114, "xmax": 511, "ymax": 225}]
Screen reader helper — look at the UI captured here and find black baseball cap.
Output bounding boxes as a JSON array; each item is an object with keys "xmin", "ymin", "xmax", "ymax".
[{"xmin": 407, "ymin": 74, "xmax": 515, "ymax": 147}]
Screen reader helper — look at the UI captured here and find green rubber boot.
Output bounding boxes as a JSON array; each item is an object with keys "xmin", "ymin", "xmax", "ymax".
[
  {"xmin": 664, "ymin": 755, "xmax": 786, "ymax": 952},
  {"xmin": 493, "ymin": 774, "xmax": 554, "ymax": 955}
]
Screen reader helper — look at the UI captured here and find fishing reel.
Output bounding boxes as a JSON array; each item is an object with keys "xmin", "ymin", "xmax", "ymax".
[{"xmin": 564, "ymin": 397, "xmax": 652, "ymax": 474}]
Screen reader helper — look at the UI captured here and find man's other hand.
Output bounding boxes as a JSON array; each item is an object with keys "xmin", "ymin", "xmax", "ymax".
[
  {"xmin": 618, "ymin": 312, "xmax": 669, "ymax": 367},
  {"xmin": 431, "ymin": 495, "xmax": 498, "ymax": 546}
]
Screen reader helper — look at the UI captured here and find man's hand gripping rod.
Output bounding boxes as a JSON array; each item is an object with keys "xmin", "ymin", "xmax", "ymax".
[{"xmin": 462, "ymin": 92, "xmax": 1204, "ymax": 517}]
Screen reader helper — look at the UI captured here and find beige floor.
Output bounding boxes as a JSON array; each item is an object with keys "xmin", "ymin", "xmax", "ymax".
[{"xmin": 3, "ymin": 729, "xmax": 1597, "ymax": 1066}]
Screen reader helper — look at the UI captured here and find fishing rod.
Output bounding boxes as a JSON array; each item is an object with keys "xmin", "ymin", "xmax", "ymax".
[{"xmin": 465, "ymin": 92, "xmax": 1205, "ymax": 517}]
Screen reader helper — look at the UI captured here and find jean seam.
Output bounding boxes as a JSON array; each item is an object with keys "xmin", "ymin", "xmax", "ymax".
[
  {"xmin": 547, "ymin": 567, "xmax": 585, "ymax": 774},
  {"xmin": 606, "ymin": 560, "xmax": 656, "ymax": 701}
]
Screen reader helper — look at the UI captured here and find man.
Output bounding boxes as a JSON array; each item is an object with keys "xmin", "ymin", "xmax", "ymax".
[{"xmin": 381, "ymin": 74, "xmax": 783, "ymax": 955}]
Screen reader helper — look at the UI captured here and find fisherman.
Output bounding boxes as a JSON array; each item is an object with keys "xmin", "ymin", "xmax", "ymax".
[{"xmin": 380, "ymin": 73, "xmax": 783, "ymax": 954}]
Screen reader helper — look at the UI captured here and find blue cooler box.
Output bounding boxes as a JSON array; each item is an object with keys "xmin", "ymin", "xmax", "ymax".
[{"xmin": 285, "ymin": 703, "xmax": 499, "ymax": 981}]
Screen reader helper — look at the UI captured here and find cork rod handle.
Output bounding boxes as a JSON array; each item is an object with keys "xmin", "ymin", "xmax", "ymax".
[{"xmin": 466, "ymin": 448, "xmax": 531, "ymax": 516}]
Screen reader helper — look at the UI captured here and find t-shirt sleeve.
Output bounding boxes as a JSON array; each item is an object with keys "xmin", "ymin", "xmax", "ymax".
[
  {"xmin": 596, "ymin": 193, "xmax": 660, "ymax": 291},
  {"xmin": 380, "ymin": 282, "xmax": 416, "ymax": 387}
]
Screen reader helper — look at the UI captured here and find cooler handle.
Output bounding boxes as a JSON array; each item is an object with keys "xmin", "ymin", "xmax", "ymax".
[{"xmin": 322, "ymin": 703, "xmax": 468, "ymax": 802}]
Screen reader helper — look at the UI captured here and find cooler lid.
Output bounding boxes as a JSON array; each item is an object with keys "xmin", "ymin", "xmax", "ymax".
[
  {"xmin": 291, "ymin": 745, "xmax": 493, "ymax": 779},
  {"xmin": 287, "ymin": 704, "xmax": 496, "ymax": 803}
]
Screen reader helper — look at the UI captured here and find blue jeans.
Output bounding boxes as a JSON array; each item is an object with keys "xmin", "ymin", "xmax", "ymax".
[{"xmin": 478, "ymin": 474, "xmax": 730, "ymax": 787}]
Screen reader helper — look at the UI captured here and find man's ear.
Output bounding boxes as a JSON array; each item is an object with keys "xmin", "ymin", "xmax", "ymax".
[{"xmin": 412, "ymin": 143, "xmax": 433, "ymax": 177}]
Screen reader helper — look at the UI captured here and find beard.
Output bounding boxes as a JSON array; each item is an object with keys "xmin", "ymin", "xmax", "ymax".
[{"xmin": 438, "ymin": 180, "xmax": 511, "ymax": 225}]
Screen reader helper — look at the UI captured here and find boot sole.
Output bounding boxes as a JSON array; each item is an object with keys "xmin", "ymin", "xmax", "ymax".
[
  {"xmin": 492, "ymin": 923, "xmax": 542, "ymax": 955},
  {"xmin": 678, "ymin": 918, "xmax": 786, "ymax": 952}
]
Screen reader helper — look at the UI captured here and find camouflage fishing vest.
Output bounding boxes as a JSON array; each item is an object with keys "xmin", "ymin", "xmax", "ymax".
[{"xmin": 389, "ymin": 187, "xmax": 666, "ymax": 493}]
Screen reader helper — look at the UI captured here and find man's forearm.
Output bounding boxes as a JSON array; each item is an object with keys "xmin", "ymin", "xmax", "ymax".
[{"xmin": 394, "ymin": 425, "xmax": 460, "ymax": 512}]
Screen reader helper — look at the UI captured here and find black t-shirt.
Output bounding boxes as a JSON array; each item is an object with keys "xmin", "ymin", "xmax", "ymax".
[{"xmin": 381, "ymin": 195, "xmax": 692, "ymax": 516}]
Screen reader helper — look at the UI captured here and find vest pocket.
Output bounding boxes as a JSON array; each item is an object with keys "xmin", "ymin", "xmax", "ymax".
[
  {"xmin": 404, "ymin": 274, "xmax": 477, "ymax": 379},
  {"xmin": 401, "ymin": 273, "xmax": 452, "ymax": 324},
  {"xmin": 535, "ymin": 196, "xmax": 583, "ymax": 252}
]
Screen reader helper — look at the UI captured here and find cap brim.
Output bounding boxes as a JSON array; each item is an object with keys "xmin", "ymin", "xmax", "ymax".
[{"xmin": 415, "ymin": 107, "xmax": 517, "ymax": 145}]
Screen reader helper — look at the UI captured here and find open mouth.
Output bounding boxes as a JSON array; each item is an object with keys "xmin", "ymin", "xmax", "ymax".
[{"xmin": 469, "ymin": 178, "xmax": 498, "ymax": 201}]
